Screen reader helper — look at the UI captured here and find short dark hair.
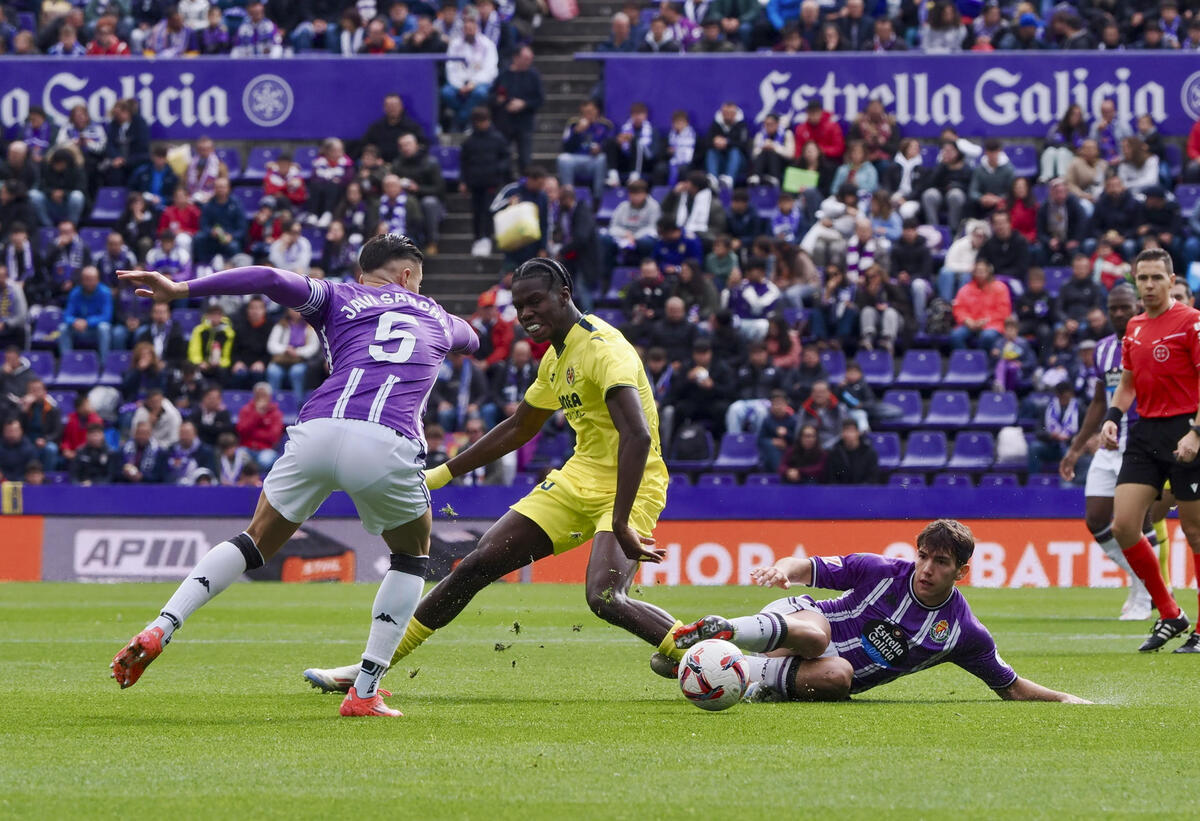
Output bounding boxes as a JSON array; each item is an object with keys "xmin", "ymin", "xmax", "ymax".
[
  {"xmin": 512, "ymin": 257, "xmax": 573, "ymax": 295},
  {"xmin": 916, "ymin": 519, "xmax": 975, "ymax": 566},
  {"xmin": 627, "ymin": 179, "xmax": 649, "ymax": 194},
  {"xmin": 358, "ymin": 232, "xmax": 424, "ymax": 274},
  {"xmin": 984, "ymin": 138, "xmax": 1002, "ymax": 152},
  {"xmin": 1134, "ymin": 247, "xmax": 1173, "ymax": 276}
]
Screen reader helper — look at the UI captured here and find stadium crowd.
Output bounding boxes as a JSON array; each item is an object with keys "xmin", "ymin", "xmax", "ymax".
[{"xmin": 5, "ymin": 0, "xmax": 1200, "ymax": 489}]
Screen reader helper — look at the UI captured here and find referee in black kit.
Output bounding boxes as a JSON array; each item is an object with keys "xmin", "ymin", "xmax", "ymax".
[{"xmin": 1100, "ymin": 249, "xmax": 1200, "ymax": 653}]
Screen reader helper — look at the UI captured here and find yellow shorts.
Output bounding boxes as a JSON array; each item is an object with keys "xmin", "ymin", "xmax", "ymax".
[{"xmin": 510, "ymin": 465, "xmax": 667, "ymax": 554}]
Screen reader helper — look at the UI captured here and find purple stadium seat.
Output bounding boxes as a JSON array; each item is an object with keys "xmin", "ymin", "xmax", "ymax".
[
  {"xmin": 574, "ymin": 189, "xmax": 592, "ymax": 209},
  {"xmin": 51, "ymin": 351, "xmax": 100, "ymax": 387},
  {"xmin": 980, "ymin": 473, "xmax": 1019, "ymax": 488},
  {"xmin": 302, "ymin": 225, "xmax": 325, "ymax": 257},
  {"xmin": 292, "ymin": 146, "xmax": 320, "ymax": 177},
  {"xmin": 1026, "ymin": 474, "xmax": 1059, "ymax": 488},
  {"xmin": 932, "ymin": 472, "xmax": 972, "ymax": 488},
  {"xmin": 223, "ymin": 389, "xmax": 252, "ymax": 414},
  {"xmin": 856, "ymin": 349, "xmax": 894, "ymax": 387},
  {"xmin": 215, "ymin": 147, "xmax": 242, "ymax": 181},
  {"xmin": 669, "ymin": 472, "xmax": 691, "ymax": 487},
  {"xmin": 749, "ymin": 184, "xmax": 779, "ymax": 218},
  {"xmin": 717, "ymin": 186, "xmax": 732, "ymax": 210},
  {"xmin": 971, "ymin": 391, "xmax": 1018, "ymax": 428},
  {"xmin": 36, "ymin": 226, "xmax": 56, "ymax": 253},
  {"xmin": 650, "ymin": 185, "xmax": 670, "ymax": 203},
  {"xmin": 1043, "ymin": 266, "xmax": 1071, "ymax": 297},
  {"xmin": 745, "ymin": 472, "xmax": 780, "ymax": 486},
  {"xmin": 97, "ymin": 351, "xmax": 131, "ymax": 387},
  {"xmin": 924, "ymin": 390, "xmax": 971, "ymax": 428},
  {"xmin": 596, "ymin": 188, "xmax": 628, "ymax": 222},
  {"xmin": 697, "ymin": 473, "xmax": 737, "ymax": 488},
  {"xmin": 527, "ymin": 430, "xmax": 572, "ymax": 469},
  {"xmin": 820, "ymin": 349, "xmax": 846, "ymax": 384},
  {"xmin": 233, "ymin": 186, "xmax": 263, "ymax": 217},
  {"xmin": 275, "ymin": 392, "xmax": 299, "ymax": 424},
  {"xmin": 44, "ymin": 471, "xmax": 70, "ymax": 484},
  {"xmin": 667, "ymin": 426, "xmax": 715, "ymax": 472},
  {"xmin": 509, "ymin": 474, "xmax": 537, "ymax": 487},
  {"xmin": 894, "ymin": 349, "xmax": 942, "ymax": 389},
  {"xmin": 1177, "ymin": 184, "xmax": 1200, "ymax": 215},
  {"xmin": 946, "ymin": 432, "xmax": 995, "ymax": 471},
  {"xmin": 244, "ymin": 146, "xmax": 282, "ymax": 181},
  {"xmin": 430, "ymin": 145, "xmax": 461, "ymax": 183},
  {"xmin": 941, "ymin": 349, "xmax": 988, "ymax": 388},
  {"xmin": 171, "ymin": 308, "xmax": 202, "ymax": 336},
  {"xmin": 17, "ymin": 12, "xmax": 35, "ymax": 31},
  {"xmin": 919, "ymin": 143, "xmax": 939, "ymax": 167},
  {"xmin": 89, "ymin": 187, "xmax": 126, "ymax": 223},
  {"xmin": 50, "ymin": 390, "xmax": 76, "ymax": 414},
  {"xmin": 26, "ymin": 350, "xmax": 55, "ymax": 380},
  {"xmin": 604, "ymin": 266, "xmax": 637, "ymax": 303},
  {"xmin": 30, "ymin": 310, "xmax": 63, "ymax": 349},
  {"xmin": 889, "ymin": 472, "xmax": 925, "ymax": 488},
  {"xmin": 592, "ymin": 307, "xmax": 623, "ymax": 326},
  {"xmin": 878, "ymin": 389, "xmax": 922, "ymax": 430},
  {"xmin": 712, "ymin": 432, "xmax": 760, "ymax": 473},
  {"xmin": 80, "ymin": 227, "xmax": 110, "ymax": 255},
  {"xmin": 1006, "ymin": 144, "xmax": 1037, "ymax": 178},
  {"xmin": 1164, "ymin": 143, "xmax": 1182, "ymax": 179},
  {"xmin": 899, "ymin": 431, "xmax": 948, "ymax": 471},
  {"xmin": 868, "ymin": 431, "xmax": 901, "ymax": 471}
]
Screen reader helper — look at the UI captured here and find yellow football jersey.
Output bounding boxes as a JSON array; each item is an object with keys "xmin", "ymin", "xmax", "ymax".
[{"xmin": 523, "ymin": 315, "xmax": 667, "ymax": 492}]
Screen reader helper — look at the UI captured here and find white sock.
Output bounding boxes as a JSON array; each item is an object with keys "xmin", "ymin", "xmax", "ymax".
[
  {"xmin": 1095, "ymin": 525, "xmax": 1135, "ymax": 576},
  {"xmin": 353, "ymin": 559, "xmax": 427, "ymax": 698},
  {"xmin": 744, "ymin": 655, "xmax": 794, "ymax": 695},
  {"xmin": 729, "ymin": 613, "xmax": 789, "ymax": 653},
  {"xmin": 150, "ymin": 533, "xmax": 263, "ymax": 642}
]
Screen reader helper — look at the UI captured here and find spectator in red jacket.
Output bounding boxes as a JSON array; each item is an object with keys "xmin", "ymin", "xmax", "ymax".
[
  {"xmin": 470, "ymin": 290, "xmax": 513, "ymax": 365},
  {"xmin": 950, "ymin": 260, "xmax": 1011, "ymax": 350},
  {"xmin": 61, "ymin": 389, "xmax": 103, "ymax": 464},
  {"xmin": 1185, "ymin": 118, "xmax": 1200, "ymax": 183},
  {"xmin": 235, "ymin": 381, "xmax": 283, "ymax": 472},
  {"xmin": 262, "ymin": 150, "xmax": 309, "ymax": 209},
  {"xmin": 793, "ymin": 99, "xmax": 844, "ymax": 163}
]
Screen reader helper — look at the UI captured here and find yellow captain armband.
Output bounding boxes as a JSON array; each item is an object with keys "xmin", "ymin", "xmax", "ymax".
[{"xmin": 423, "ymin": 463, "xmax": 453, "ymax": 491}]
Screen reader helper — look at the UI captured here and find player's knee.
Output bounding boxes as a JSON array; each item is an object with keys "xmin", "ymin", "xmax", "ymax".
[
  {"xmin": 825, "ymin": 659, "xmax": 854, "ymax": 698},
  {"xmin": 584, "ymin": 583, "xmax": 626, "ymax": 622},
  {"xmin": 1112, "ymin": 518, "xmax": 1143, "ymax": 547},
  {"xmin": 1179, "ymin": 521, "xmax": 1200, "ymax": 549},
  {"xmin": 1084, "ymin": 512, "xmax": 1110, "ymax": 536}
]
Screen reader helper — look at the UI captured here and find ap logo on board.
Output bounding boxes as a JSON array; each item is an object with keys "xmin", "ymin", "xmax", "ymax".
[{"xmin": 242, "ymin": 74, "xmax": 294, "ymax": 127}]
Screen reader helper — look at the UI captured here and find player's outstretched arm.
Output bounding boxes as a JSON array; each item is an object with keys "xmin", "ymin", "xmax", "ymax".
[
  {"xmin": 1061, "ymin": 380, "xmax": 1108, "ymax": 482},
  {"xmin": 605, "ymin": 385, "xmax": 666, "ymax": 564},
  {"xmin": 426, "ymin": 401, "xmax": 554, "ymax": 489},
  {"xmin": 997, "ymin": 676, "xmax": 1091, "ymax": 704},
  {"xmin": 119, "ymin": 266, "xmax": 312, "ymax": 309},
  {"xmin": 750, "ymin": 557, "xmax": 813, "ymax": 589}
]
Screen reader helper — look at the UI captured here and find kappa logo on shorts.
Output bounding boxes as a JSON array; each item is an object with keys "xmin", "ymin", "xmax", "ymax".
[
  {"xmin": 569, "ymin": 531, "xmax": 584, "ymax": 542},
  {"xmin": 1154, "ymin": 344, "xmax": 1170, "ymax": 362},
  {"xmin": 1192, "ymin": 483, "xmax": 1198, "ymax": 493},
  {"xmin": 929, "ymin": 619, "xmax": 950, "ymax": 643}
]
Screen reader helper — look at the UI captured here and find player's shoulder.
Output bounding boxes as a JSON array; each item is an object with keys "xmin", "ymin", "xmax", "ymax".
[{"xmin": 578, "ymin": 314, "xmax": 635, "ymax": 357}]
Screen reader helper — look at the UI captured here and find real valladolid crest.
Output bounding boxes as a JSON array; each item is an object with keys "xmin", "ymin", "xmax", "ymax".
[{"xmin": 754, "ymin": 65, "xmax": 1174, "ymax": 130}]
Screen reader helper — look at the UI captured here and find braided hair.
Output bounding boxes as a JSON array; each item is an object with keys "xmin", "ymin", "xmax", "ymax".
[{"xmin": 512, "ymin": 257, "xmax": 574, "ymax": 296}]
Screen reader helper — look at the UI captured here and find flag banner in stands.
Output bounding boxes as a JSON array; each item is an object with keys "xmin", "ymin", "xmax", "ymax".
[
  {"xmin": 0, "ymin": 57, "xmax": 438, "ymax": 139},
  {"xmin": 599, "ymin": 53, "xmax": 1200, "ymax": 137},
  {"xmin": 11, "ymin": 516, "xmax": 1198, "ymax": 588}
]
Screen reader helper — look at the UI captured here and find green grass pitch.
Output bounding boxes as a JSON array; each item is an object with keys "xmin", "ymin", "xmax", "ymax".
[{"xmin": 1, "ymin": 582, "xmax": 1197, "ymax": 820}]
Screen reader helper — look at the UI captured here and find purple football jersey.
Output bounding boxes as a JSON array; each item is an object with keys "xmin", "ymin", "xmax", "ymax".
[
  {"xmin": 808, "ymin": 553, "xmax": 1017, "ymax": 694},
  {"xmin": 295, "ymin": 278, "xmax": 474, "ymax": 444}
]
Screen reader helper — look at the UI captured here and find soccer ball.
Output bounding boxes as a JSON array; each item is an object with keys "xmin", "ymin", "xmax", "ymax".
[{"xmin": 677, "ymin": 639, "xmax": 748, "ymax": 712}]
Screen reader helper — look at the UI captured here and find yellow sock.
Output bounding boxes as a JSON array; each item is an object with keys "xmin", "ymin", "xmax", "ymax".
[
  {"xmin": 658, "ymin": 620, "xmax": 686, "ymax": 662},
  {"xmin": 389, "ymin": 618, "xmax": 434, "ymax": 667},
  {"xmin": 1154, "ymin": 519, "xmax": 1170, "ymax": 582}
]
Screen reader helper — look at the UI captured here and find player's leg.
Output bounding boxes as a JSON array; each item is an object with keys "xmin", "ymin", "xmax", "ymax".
[
  {"xmin": 341, "ymin": 509, "xmax": 432, "ymax": 717},
  {"xmin": 584, "ymin": 531, "xmax": 682, "ymax": 654},
  {"xmin": 1170, "ymin": 495, "xmax": 1200, "ymax": 653},
  {"xmin": 743, "ymin": 655, "xmax": 853, "ymax": 702},
  {"xmin": 676, "ymin": 597, "xmax": 832, "ymax": 657},
  {"xmin": 1082, "ymin": 487, "xmax": 1149, "ymax": 620},
  {"xmin": 111, "ymin": 493, "xmax": 299, "ymax": 688},
  {"xmin": 1150, "ymin": 486, "xmax": 1175, "ymax": 579},
  {"xmin": 1112, "ymin": 480, "xmax": 1186, "ymax": 650}
]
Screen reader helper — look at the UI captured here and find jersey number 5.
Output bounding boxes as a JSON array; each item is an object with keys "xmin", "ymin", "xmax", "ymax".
[{"xmin": 368, "ymin": 311, "xmax": 418, "ymax": 364}]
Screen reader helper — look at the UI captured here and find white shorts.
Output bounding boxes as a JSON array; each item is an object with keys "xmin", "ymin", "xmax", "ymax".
[
  {"xmin": 760, "ymin": 596, "xmax": 838, "ymax": 659},
  {"xmin": 263, "ymin": 417, "xmax": 429, "ymax": 535},
  {"xmin": 1084, "ymin": 447, "xmax": 1124, "ymax": 499}
]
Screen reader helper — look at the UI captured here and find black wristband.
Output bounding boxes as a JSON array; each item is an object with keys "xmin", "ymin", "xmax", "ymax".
[{"xmin": 1104, "ymin": 407, "xmax": 1123, "ymax": 427}]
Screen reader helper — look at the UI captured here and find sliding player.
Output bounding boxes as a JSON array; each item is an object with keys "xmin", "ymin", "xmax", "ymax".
[
  {"xmin": 1101, "ymin": 249, "xmax": 1198, "ymax": 652},
  {"xmin": 111, "ymin": 235, "xmax": 481, "ymax": 716},
  {"xmin": 674, "ymin": 519, "xmax": 1090, "ymax": 703},
  {"xmin": 1059, "ymin": 284, "xmax": 1153, "ymax": 620},
  {"xmin": 302, "ymin": 258, "xmax": 685, "ymax": 693}
]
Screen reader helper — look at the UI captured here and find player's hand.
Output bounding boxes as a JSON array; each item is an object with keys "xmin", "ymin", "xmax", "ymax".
[
  {"xmin": 1058, "ymin": 448, "xmax": 1079, "ymax": 482},
  {"xmin": 1060, "ymin": 693, "xmax": 1092, "ymax": 704},
  {"xmin": 1175, "ymin": 430, "xmax": 1200, "ymax": 463},
  {"xmin": 614, "ymin": 522, "xmax": 665, "ymax": 563},
  {"xmin": 1099, "ymin": 420, "xmax": 1119, "ymax": 451},
  {"xmin": 117, "ymin": 270, "xmax": 187, "ymax": 302},
  {"xmin": 750, "ymin": 565, "xmax": 791, "ymax": 589}
]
